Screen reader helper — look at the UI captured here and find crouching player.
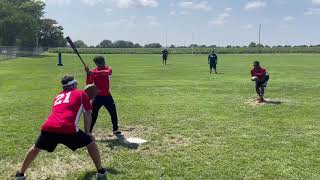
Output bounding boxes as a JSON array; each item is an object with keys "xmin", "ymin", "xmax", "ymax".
[
  {"xmin": 15, "ymin": 75, "xmax": 107, "ymax": 180},
  {"xmin": 251, "ymin": 61, "xmax": 270, "ymax": 103}
]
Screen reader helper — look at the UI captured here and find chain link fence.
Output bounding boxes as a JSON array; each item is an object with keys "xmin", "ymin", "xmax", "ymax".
[{"xmin": 0, "ymin": 46, "xmax": 44, "ymax": 61}]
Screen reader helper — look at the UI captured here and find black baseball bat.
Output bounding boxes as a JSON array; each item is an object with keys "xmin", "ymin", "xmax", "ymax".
[{"xmin": 66, "ymin": 36, "xmax": 86, "ymax": 66}]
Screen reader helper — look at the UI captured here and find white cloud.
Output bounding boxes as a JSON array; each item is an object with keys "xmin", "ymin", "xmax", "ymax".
[
  {"xmin": 244, "ymin": 0, "xmax": 267, "ymax": 10},
  {"xmin": 113, "ymin": 0, "xmax": 158, "ymax": 8},
  {"xmin": 304, "ymin": 8, "xmax": 320, "ymax": 15},
  {"xmin": 105, "ymin": 8, "xmax": 113, "ymax": 14},
  {"xmin": 178, "ymin": 1, "xmax": 212, "ymax": 11},
  {"xmin": 312, "ymin": 0, "xmax": 320, "ymax": 5},
  {"xmin": 81, "ymin": 0, "xmax": 103, "ymax": 6},
  {"xmin": 40, "ymin": 0, "xmax": 71, "ymax": 5},
  {"xmin": 283, "ymin": 16, "xmax": 296, "ymax": 21},
  {"xmin": 209, "ymin": 8, "xmax": 232, "ymax": 25},
  {"xmin": 169, "ymin": 11, "xmax": 176, "ymax": 16},
  {"xmin": 241, "ymin": 24, "xmax": 254, "ymax": 29},
  {"xmin": 179, "ymin": 11, "xmax": 190, "ymax": 15},
  {"xmin": 146, "ymin": 16, "xmax": 160, "ymax": 26}
]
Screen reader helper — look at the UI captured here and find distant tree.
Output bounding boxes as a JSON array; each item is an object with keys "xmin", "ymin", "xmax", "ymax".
[
  {"xmin": 38, "ymin": 19, "xmax": 66, "ymax": 47},
  {"xmin": 170, "ymin": 45, "xmax": 176, "ymax": 48},
  {"xmin": 209, "ymin": 45, "xmax": 217, "ymax": 48},
  {"xmin": 99, "ymin": 40, "xmax": 114, "ymax": 48},
  {"xmin": 249, "ymin": 42, "xmax": 257, "ymax": 48},
  {"xmin": 114, "ymin": 40, "xmax": 134, "ymax": 48},
  {"xmin": 144, "ymin": 43, "xmax": 162, "ymax": 48},
  {"xmin": 257, "ymin": 44, "xmax": 264, "ymax": 48},
  {"xmin": 200, "ymin": 45, "xmax": 207, "ymax": 48},
  {"xmin": 265, "ymin": 45, "xmax": 270, "ymax": 48},
  {"xmin": 235, "ymin": 46, "xmax": 241, "ymax": 48},
  {"xmin": 134, "ymin": 43, "xmax": 142, "ymax": 48},
  {"xmin": 226, "ymin": 45, "xmax": 232, "ymax": 48},
  {"xmin": 189, "ymin": 44, "xmax": 198, "ymax": 48},
  {"xmin": 89, "ymin": 45, "xmax": 95, "ymax": 48},
  {"xmin": 73, "ymin": 40, "xmax": 88, "ymax": 48},
  {"xmin": 96, "ymin": 44, "xmax": 101, "ymax": 48}
]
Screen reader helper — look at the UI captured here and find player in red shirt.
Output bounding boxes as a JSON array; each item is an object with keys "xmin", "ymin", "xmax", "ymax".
[
  {"xmin": 15, "ymin": 75, "xmax": 108, "ymax": 180},
  {"xmin": 85, "ymin": 56, "xmax": 121, "ymax": 135},
  {"xmin": 251, "ymin": 61, "xmax": 270, "ymax": 103}
]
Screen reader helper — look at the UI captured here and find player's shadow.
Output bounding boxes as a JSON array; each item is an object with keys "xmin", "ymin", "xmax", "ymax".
[
  {"xmin": 83, "ymin": 168, "xmax": 121, "ymax": 180},
  {"xmin": 97, "ymin": 135, "xmax": 140, "ymax": 150},
  {"xmin": 264, "ymin": 100, "xmax": 282, "ymax": 105}
]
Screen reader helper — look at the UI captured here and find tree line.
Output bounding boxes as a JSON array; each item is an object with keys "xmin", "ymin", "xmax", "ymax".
[
  {"xmin": 0, "ymin": 0, "xmax": 66, "ymax": 47},
  {"xmin": 73, "ymin": 39, "xmax": 320, "ymax": 49}
]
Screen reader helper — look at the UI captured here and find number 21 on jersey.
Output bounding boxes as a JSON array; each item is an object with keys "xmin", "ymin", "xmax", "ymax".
[{"xmin": 54, "ymin": 92, "xmax": 72, "ymax": 106}]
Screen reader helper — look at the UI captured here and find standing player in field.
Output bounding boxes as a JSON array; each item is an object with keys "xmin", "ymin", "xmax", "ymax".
[
  {"xmin": 251, "ymin": 61, "xmax": 270, "ymax": 103},
  {"xmin": 15, "ymin": 75, "xmax": 108, "ymax": 180},
  {"xmin": 208, "ymin": 50, "xmax": 218, "ymax": 74},
  {"xmin": 85, "ymin": 56, "xmax": 121, "ymax": 135},
  {"xmin": 161, "ymin": 48, "xmax": 169, "ymax": 65}
]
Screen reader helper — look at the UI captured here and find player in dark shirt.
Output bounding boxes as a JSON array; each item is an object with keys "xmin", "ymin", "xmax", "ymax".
[
  {"xmin": 208, "ymin": 50, "xmax": 218, "ymax": 74},
  {"xmin": 250, "ymin": 61, "xmax": 270, "ymax": 103},
  {"xmin": 161, "ymin": 49, "xmax": 169, "ymax": 65}
]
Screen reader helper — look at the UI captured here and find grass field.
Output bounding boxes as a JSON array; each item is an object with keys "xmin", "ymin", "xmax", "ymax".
[{"xmin": 1, "ymin": 53, "xmax": 320, "ymax": 179}]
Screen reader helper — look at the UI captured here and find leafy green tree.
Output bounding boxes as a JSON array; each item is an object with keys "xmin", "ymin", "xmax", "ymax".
[
  {"xmin": 114, "ymin": 40, "xmax": 134, "ymax": 48},
  {"xmin": 38, "ymin": 19, "xmax": 66, "ymax": 47},
  {"xmin": 73, "ymin": 40, "xmax": 88, "ymax": 48},
  {"xmin": 99, "ymin": 40, "xmax": 114, "ymax": 48},
  {"xmin": 249, "ymin": 42, "xmax": 257, "ymax": 48},
  {"xmin": 0, "ymin": 0, "xmax": 45, "ymax": 46},
  {"xmin": 134, "ymin": 43, "xmax": 142, "ymax": 48},
  {"xmin": 144, "ymin": 43, "xmax": 162, "ymax": 48}
]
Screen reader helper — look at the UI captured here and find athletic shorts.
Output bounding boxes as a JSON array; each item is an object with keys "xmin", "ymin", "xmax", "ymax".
[
  {"xmin": 210, "ymin": 63, "xmax": 217, "ymax": 69},
  {"xmin": 35, "ymin": 130, "xmax": 92, "ymax": 152},
  {"xmin": 163, "ymin": 56, "xmax": 168, "ymax": 60},
  {"xmin": 256, "ymin": 75, "xmax": 270, "ymax": 88}
]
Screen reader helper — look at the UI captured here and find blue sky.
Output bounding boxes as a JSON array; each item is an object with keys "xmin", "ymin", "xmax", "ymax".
[{"xmin": 42, "ymin": 0, "xmax": 320, "ymax": 46}]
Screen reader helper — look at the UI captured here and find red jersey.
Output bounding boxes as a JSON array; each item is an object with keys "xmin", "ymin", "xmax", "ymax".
[
  {"xmin": 251, "ymin": 67, "xmax": 267, "ymax": 80},
  {"xmin": 86, "ymin": 66, "xmax": 112, "ymax": 96},
  {"xmin": 41, "ymin": 89, "xmax": 92, "ymax": 134}
]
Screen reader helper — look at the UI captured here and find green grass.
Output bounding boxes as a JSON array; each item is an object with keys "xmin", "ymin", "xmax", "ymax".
[{"xmin": 1, "ymin": 54, "xmax": 320, "ymax": 179}]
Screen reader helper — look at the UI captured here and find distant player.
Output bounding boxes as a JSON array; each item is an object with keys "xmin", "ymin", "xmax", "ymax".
[
  {"xmin": 15, "ymin": 75, "xmax": 108, "ymax": 180},
  {"xmin": 208, "ymin": 50, "xmax": 218, "ymax": 74},
  {"xmin": 161, "ymin": 48, "xmax": 169, "ymax": 65},
  {"xmin": 85, "ymin": 56, "xmax": 121, "ymax": 135},
  {"xmin": 251, "ymin": 61, "xmax": 270, "ymax": 103}
]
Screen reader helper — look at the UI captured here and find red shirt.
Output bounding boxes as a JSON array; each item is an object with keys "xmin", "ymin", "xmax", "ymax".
[
  {"xmin": 41, "ymin": 89, "xmax": 92, "ymax": 134},
  {"xmin": 86, "ymin": 66, "xmax": 112, "ymax": 96},
  {"xmin": 251, "ymin": 67, "xmax": 267, "ymax": 80}
]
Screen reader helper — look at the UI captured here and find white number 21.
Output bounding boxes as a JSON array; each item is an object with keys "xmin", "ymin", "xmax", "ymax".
[{"xmin": 54, "ymin": 92, "xmax": 72, "ymax": 106}]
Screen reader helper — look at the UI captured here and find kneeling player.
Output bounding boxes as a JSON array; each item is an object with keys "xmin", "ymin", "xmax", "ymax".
[
  {"xmin": 250, "ymin": 61, "xmax": 270, "ymax": 103},
  {"xmin": 15, "ymin": 75, "xmax": 107, "ymax": 180}
]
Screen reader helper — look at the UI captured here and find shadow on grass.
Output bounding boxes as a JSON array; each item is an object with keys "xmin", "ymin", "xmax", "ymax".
[
  {"xmin": 97, "ymin": 135, "xmax": 140, "ymax": 150},
  {"xmin": 83, "ymin": 168, "xmax": 121, "ymax": 180},
  {"xmin": 264, "ymin": 100, "xmax": 282, "ymax": 105}
]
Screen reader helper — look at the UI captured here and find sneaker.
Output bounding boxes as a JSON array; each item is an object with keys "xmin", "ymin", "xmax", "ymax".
[
  {"xmin": 96, "ymin": 168, "xmax": 108, "ymax": 180},
  {"xmin": 257, "ymin": 98, "xmax": 265, "ymax": 103},
  {"xmin": 15, "ymin": 171, "xmax": 25, "ymax": 180},
  {"xmin": 113, "ymin": 130, "xmax": 122, "ymax": 136}
]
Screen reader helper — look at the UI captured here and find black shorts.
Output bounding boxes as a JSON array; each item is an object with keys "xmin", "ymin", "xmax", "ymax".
[
  {"xmin": 163, "ymin": 56, "xmax": 168, "ymax": 60},
  {"xmin": 35, "ymin": 130, "xmax": 92, "ymax": 152},
  {"xmin": 210, "ymin": 63, "xmax": 217, "ymax": 69},
  {"xmin": 256, "ymin": 75, "xmax": 270, "ymax": 88}
]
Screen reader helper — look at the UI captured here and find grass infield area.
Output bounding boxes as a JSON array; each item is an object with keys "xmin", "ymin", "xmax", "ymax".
[{"xmin": 0, "ymin": 54, "xmax": 320, "ymax": 179}]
